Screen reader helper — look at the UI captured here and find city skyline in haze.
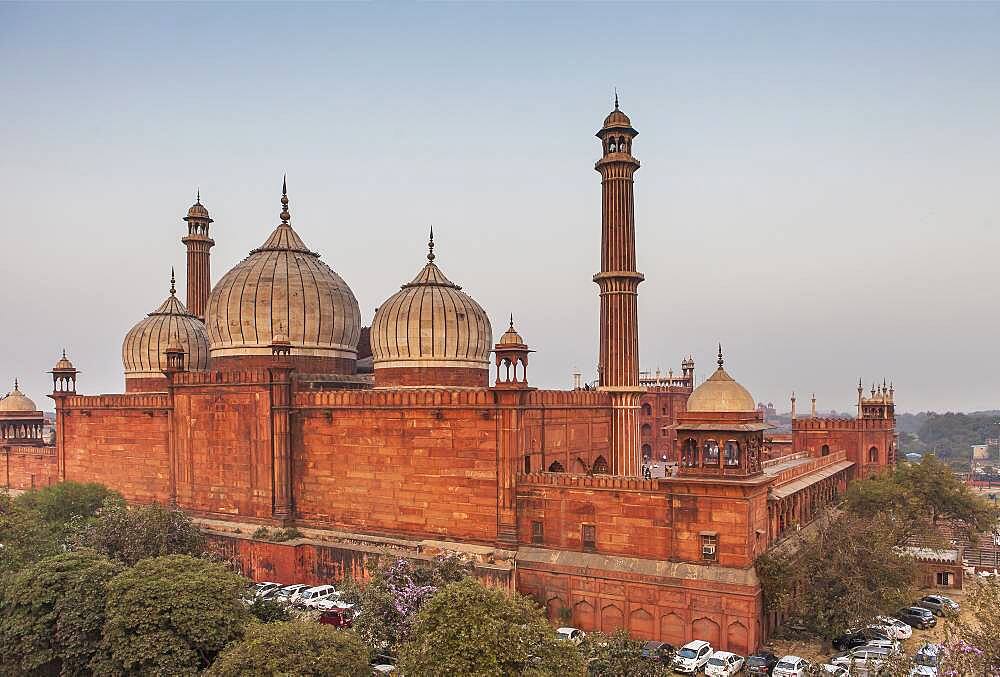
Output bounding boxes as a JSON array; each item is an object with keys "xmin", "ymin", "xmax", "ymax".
[{"xmin": 1, "ymin": 2, "xmax": 998, "ymax": 413}]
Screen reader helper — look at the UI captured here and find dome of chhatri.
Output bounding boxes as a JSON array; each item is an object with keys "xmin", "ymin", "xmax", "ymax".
[
  {"xmin": 122, "ymin": 271, "xmax": 209, "ymax": 378},
  {"xmin": 371, "ymin": 230, "xmax": 492, "ymax": 382},
  {"xmin": 602, "ymin": 93, "xmax": 633, "ymax": 129},
  {"xmin": 204, "ymin": 180, "xmax": 361, "ymax": 368},
  {"xmin": 0, "ymin": 381, "xmax": 38, "ymax": 413},
  {"xmin": 686, "ymin": 347, "xmax": 756, "ymax": 413},
  {"xmin": 498, "ymin": 316, "xmax": 525, "ymax": 346}
]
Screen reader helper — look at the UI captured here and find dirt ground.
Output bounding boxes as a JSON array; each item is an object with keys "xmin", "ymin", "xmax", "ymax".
[{"xmin": 765, "ymin": 587, "xmax": 971, "ymax": 667}]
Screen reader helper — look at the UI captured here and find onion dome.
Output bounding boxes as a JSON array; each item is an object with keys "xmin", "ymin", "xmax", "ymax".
[
  {"xmin": 185, "ymin": 191, "xmax": 211, "ymax": 222},
  {"xmin": 204, "ymin": 179, "xmax": 361, "ymax": 372},
  {"xmin": 602, "ymin": 92, "xmax": 634, "ymax": 130},
  {"xmin": 686, "ymin": 346, "xmax": 756, "ymax": 413},
  {"xmin": 371, "ymin": 229, "xmax": 492, "ymax": 387},
  {"xmin": 0, "ymin": 380, "xmax": 38, "ymax": 413},
  {"xmin": 53, "ymin": 351, "xmax": 75, "ymax": 372},
  {"xmin": 122, "ymin": 270, "xmax": 209, "ymax": 381},
  {"xmin": 498, "ymin": 316, "xmax": 525, "ymax": 346}
]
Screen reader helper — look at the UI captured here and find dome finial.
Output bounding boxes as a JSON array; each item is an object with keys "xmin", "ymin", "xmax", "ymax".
[
  {"xmin": 13, "ymin": 377, "xmax": 18, "ymax": 391},
  {"xmin": 614, "ymin": 87, "xmax": 619, "ymax": 110},
  {"xmin": 196, "ymin": 188, "xmax": 201, "ymax": 204},
  {"xmin": 62, "ymin": 348, "xmax": 67, "ymax": 359},
  {"xmin": 170, "ymin": 267, "xmax": 176, "ymax": 295},
  {"xmin": 427, "ymin": 225, "xmax": 435, "ymax": 262},
  {"xmin": 280, "ymin": 175, "xmax": 290, "ymax": 224},
  {"xmin": 509, "ymin": 313, "xmax": 515, "ymax": 330},
  {"xmin": 717, "ymin": 343, "xmax": 724, "ymax": 369}
]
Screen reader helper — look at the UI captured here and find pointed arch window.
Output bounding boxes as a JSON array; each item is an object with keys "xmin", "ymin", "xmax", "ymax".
[
  {"xmin": 592, "ymin": 456, "xmax": 609, "ymax": 474},
  {"xmin": 548, "ymin": 460, "xmax": 565, "ymax": 473}
]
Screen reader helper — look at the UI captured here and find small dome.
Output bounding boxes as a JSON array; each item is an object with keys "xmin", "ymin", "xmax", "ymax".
[
  {"xmin": 0, "ymin": 382, "xmax": 37, "ymax": 413},
  {"xmin": 204, "ymin": 184, "xmax": 361, "ymax": 370},
  {"xmin": 185, "ymin": 192, "xmax": 212, "ymax": 222},
  {"xmin": 603, "ymin": 107, "xmax": 632, "ymax": 129},
  {"xmin": 371, "ymin": 233, "xmax": 492, "ymax": 384},
  {"xmin": 686, "ymin": 351, "xmax": 755, "ymax": 413},
  {"xmin": 52, "ymin": 351, "xmax": 75, "ymax": 372},
  {"xmin": 122, "ymin": 280, "xmax": 209, "ymax": 379},
  {"xmin": 498, "ymin": 317, "xmax": 525, "ymax": 346}
]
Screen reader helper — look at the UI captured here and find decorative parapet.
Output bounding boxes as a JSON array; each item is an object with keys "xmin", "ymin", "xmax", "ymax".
[
  {"xmin": 294, "ymin": 388, "xmax": 495, "ymax": 410},
  {"xmin": 518, "ymin": 471, "xmax": 659, "ymax": 492},
  {"xmin": 770, "ymin": 450, "xmax": 849, "ymax": 487},
  {"xmin": 762, "ymin": 452, "xmax": 810, "ymax": 470},
  {"xmin": 172, "ymin": 369, "xmax": 272, "ymax": 386},
  {"xmin": 0, "ymin": 445, "xmax": 57, "ymax": 457},
  {"xmin": 59, "ymin": 393, "xmax": 169, "ymax": 410},
  {"xmin": 793, "ymin": 417, "xmax": 894, "ymax": 431}
]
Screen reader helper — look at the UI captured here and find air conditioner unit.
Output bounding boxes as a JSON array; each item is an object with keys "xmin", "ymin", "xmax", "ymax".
[{"xmin": 702, "ymin": 544, "xmax": 716, "ymax": 557}]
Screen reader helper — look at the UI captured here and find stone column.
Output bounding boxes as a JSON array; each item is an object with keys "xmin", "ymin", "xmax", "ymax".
[{"xmin": 269, "ymin": 364, "xmax": 294, "ymax": 522}]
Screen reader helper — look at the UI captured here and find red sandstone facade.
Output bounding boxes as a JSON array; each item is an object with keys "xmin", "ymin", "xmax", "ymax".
[{"xmin": 5, "ymin": 101, "xmax": 900, "ymax": 655}]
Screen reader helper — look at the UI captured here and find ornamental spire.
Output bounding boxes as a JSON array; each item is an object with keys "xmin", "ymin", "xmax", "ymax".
[
  {"xmin": 614, "ymin": 87, "xmax": 619, "ymax": 110},
  {"xmin": 169, "ymin": 267, "xmax": 176, "ymax": 295},
  {"xmin": 717, "ymin": 343, "xmax": 724, "ymax": 369},
  {"xmin": 280, "ymin": 175, "xmax": 290, "ymax": 225},
  {"xmin": 427, "ymin": 225, "xmax": 435, "ymax": 262}
]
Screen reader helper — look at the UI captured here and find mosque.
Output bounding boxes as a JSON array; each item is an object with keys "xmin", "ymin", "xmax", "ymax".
[{"xmin": 2, "ymin": 101, "xmax": 900, "ymax": 653}]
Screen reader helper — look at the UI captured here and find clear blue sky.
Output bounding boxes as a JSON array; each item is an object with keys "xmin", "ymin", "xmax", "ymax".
[{"xmin": 2, "ymin": 2, "xmax": 998, "ymax": 413}]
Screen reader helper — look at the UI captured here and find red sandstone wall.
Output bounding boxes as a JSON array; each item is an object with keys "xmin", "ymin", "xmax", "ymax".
[
  {"xmin": 293, "ymin": 389, "xmax": 500, "ymax": 544},
  {"xmin": 172, "ymin": 379, "xmax": 274, "ymax": 518},
  {"xmin": 60, "ymin": 394, "xmax": 171, "ymax": 504},
  {"xmin": 2, "ymin": 446, "xmax": 58, "ymax": 490},
  {"xmin": 521, "ymin": 390, "xmax": 613, "ymax": 474},
  {"xmin": 793, "ymin": 419, "xmax": 896, "ymax": 474},
  {"xmin": 518, "ymin": 565, "xmax": 760, "ymax": 655},
  {"xmin": 640, "ymin": 389, "xmax": 689, "ymax": 461}
]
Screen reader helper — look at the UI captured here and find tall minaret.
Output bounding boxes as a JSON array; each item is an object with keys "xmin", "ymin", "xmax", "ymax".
[
  {"xmin": 181, "ymin": 191, "xmax": 214, "ymax": 320},
  {"xmin": 594, "ymin": 94, "xmax": 645, "ymax": 476}
]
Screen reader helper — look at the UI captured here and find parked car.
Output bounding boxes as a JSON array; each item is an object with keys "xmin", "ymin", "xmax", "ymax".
[
  {"xmin": 273, "ymin": 583, "xmax": 311, "ymax": 605},
  {"xmin": 746, "ymin": 651, "xmax": 779, "ymax": 675},
  {"xmin": 705, "ymin": 651, "xmax": 745, "ymax": 677},
  {"xmin": 896, "ymin": 606, "xmax": 937, "ymax": 629},
  {"xmin": 831, "ymin": 645, "xmax": 894, "ymax": 673},
  {"xmin": 318, "ymin": 607, "xmax": 354, "ymax": 629},
  {"xmin": 639, "ymin": 640, "xmax": 674, "ymax": 663},
  {"xmin": 915, "ymin": 594, "xmax": 960, "ymax": 616},
  {"xmin": 863, "ymin": 638, "xmax": 902, "ymax": 655},
  {"xmin": 555, "ymin": 627, "xmax": 586, "ymax": 646},
  {"xmin": 370, "ymin": 654, "xmax": 396, "ymax": 674},
  {"xmin": 313, "ymin": 598, "xmax": 351, "ymax": 612},
  {"xmin": 910, "ymin": 643, "xmax": 941, "ymax": 677},
  {"xmin": 299, "ymin": 584, "xmax": 338, "ymax": 609},
  {"xmin": 671, "ymin": 640, "xmax": 714, "ymax": 674},
  {"xmin": 871, "ymin": 615, "xmax": 912, "ymax": 640},
  {"xmin": 817, "ymin": 665, "xmax": 849, "ymax": 677},
  {"xmin": 772, "ymin": 655, "xmax": 811, "ymax": 677},
  {"xmin": 253, "ymin": 582, "xmax": 282, "ymax": 598},
  {"xmin": 831, "ymin": 627, "xmax": 890, "ymax": 652}
]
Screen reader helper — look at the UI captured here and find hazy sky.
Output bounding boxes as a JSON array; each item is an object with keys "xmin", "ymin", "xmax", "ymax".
[{"xmin": 2, "ymin": 2, "xmax": 998, "ymax": 413}]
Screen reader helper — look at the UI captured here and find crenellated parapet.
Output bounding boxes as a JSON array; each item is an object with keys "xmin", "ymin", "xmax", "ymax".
[{"xmin": 59, "ymin": 393, "xmax": 169, "ymax": 410}]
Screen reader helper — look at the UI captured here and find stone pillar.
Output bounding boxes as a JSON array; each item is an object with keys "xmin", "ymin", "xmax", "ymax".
[
  {"xmin": 269, "ymin": 364, "xmax": 294, "ymax": 522},
  {"xmin": 494, "ymin": 388, "xmax": 526, "ymax": 546},
  {"xmin": 181, "ymin": 196, "xmax": 214, "ymax": 321}
]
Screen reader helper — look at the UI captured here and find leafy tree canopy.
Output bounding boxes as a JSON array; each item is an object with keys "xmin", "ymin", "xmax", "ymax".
[
  {"xmin": 941, "ymin": 579, "xmax": 1000, "ymax": 675},
  {"xmin": 66, "ymin": 497, "xmax": 206, "ymax": 566},
  {"xmin": 0, "ymin": 491, "xmax": 60, "ymax": 575},
  {"xmin": 95, "ymin": 554, "xmax": 250, "ymax": 676},
  {"xmin": 756, "ymin": 512, "xmax": 918, "ymax": 639},
  {"xmin": 846, "ymin": 454, "xmax": 999, "ymax": 539},
  {"xmin": 399, "ymin": 578, "xmax": 586, "ymax": 677},
  {"xmin": 206, "ymin": 620, "xmax": 369, "ymax": 677},
  {"xmin": 581, "ymin": 630, "xmax": 672, "ymax": 676},
  {"xmin": 14, "ymin": 482, "xmax": 121, "ymax": 529},
  {"xmin": 353, "ymin": 554, "xmax": 471, "ymax": 655},
  {"xmin": 0, "ymin": 550, "xmax": 124, "ymax": 677}
]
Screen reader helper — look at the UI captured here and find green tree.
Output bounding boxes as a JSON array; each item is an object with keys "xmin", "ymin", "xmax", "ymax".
[
  {"xmin": 756, "ymin": 512, "xmax": 918, "ymax": 640},
  {"xmin": 205, "ymin": 621, "xmax": 369, "ymax": 677},
  {"xmin": 846, "ymin": 454, "xmax": 998, "ymax": 539},
  {"xmin": 0, "ymin": 550, "xmax": 124, "ymax": 677},
  {"xmin": 353, "ymin": 554, "xmax": 471, "ymax": 656},
  {"xmin": 246, "ymin": 596, "xmax": 291, "ymax": 624},
  {"xmin": 14, "ymin": 482, "xmax": 121, "ymax": 529},
  {"xmin": 0, "ymin": 491, "xmax": 60, "ymax": 574},
  {"xmin": 399, "ymin": 578, "xmax": 586, "ymax": 677},
  {"xmin": 66, "ymin": 497, "xmax": 206, "ymax": 566},
  {"xmin": 582, "ymin": 630, "xmax": 672, "ymax": 676},
  {"xmin": 95, "ymin": 554, "xmax": 250, "ymax": 676}
]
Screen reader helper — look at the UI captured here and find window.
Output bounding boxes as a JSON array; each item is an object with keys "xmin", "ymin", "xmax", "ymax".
[
  {"xmin": 868, "ymin": 446, "xmax": 879, "ymax": 463},
  {"xmin": 524, "ymin": 454, "xmax": 531, "ymax": 474},
  {"xmin": 641, "ymin": 444, "xmax": 652, "ymax": 459},
  {"xmin": 548, "ymin": 461, "xmax": 564, "ymax": 473},
  {"xmin": 682, "ymin": 438, "xmax": 698, "ymax": 467},
  {"xmin": 641, "ymin": 423, "xmax": 652, "ymax": 436},
  {"xmin": 641, "ymin": 403, "xmax": 652, "ymax": 416},
  {"xmin": 592, "ymin": 456, "xmax": 609, "ymax": 474},
  {"xmin": 582, "ymin": 524, "xmax": 596, "ymax": 552},
  {"xmin": 704, "ymin": 440, "xmax": 720, "ymax": 466},
  {"xmin": 532, "ymin": 521, "xmax": 544, "ymax": 544},
  {"xmin": 821, "ymin": 444, "xmax": 830, "ymax": 457},
  {"xmin": 936, "ymin": 571, "xmax": 953, "ymax": 586},
  {"xmin": 724, "ymin": 441, "xmax": 740, "ymax": 467},
  {"xmin": 701, "ymin": 533, "xmax": 718, "ymax": 561}
]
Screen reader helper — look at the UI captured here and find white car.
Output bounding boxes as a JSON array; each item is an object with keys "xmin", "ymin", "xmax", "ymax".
[
  {"xmin": 555, "ymin": 627, "xmax": 586, "ymax": 645},
  {"xmin": 831, "ymin": 645, "xmax": 893, "ymax": 673},
  {"xmin": 773, "ymin": 655, "xmax": 812, "ymax": 677},
  {"xmin": 672, "ymin": 640, "xmax": 714, "ymax": 673},
  {"xmin": 313, "ymin": 597, "xmax": 350, "ymax": 612},
  {"xmin": 910, "ymin": 643, "xmax": 940, "ymax": 677},
  {"xmin": 864, "ymin": 638, "xmax": 902, "ymax": 655},
  {"xmin": 299, "ymin": 584, "xmax": 338, "ymax": 609},
  {"xmin": 253, "ymin": 581, "xmax": 282, "ymax": 598},
  {"xmin": 273, "ymin": 583, "xmax": 311, "ymax": 605},
  {"xmin": 872, "ymin": 615, "xmax": 912, "ymax": 640},
  {"xmin": 818, "ymin": 665, "xmax": 849, "ymax": 677},
  {"xmin": 705, "ymin": 650, "xmax": 744, "ymax": 677}
]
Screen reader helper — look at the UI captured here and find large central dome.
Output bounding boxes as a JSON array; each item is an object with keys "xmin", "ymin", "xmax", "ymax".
[
  {"xmin": 205, "ymin": 182, "xmax": 361, "ymax": 373},
  {"xmin": 686, "ymin": 348, "xmax": 756, "ymax": 413}
]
